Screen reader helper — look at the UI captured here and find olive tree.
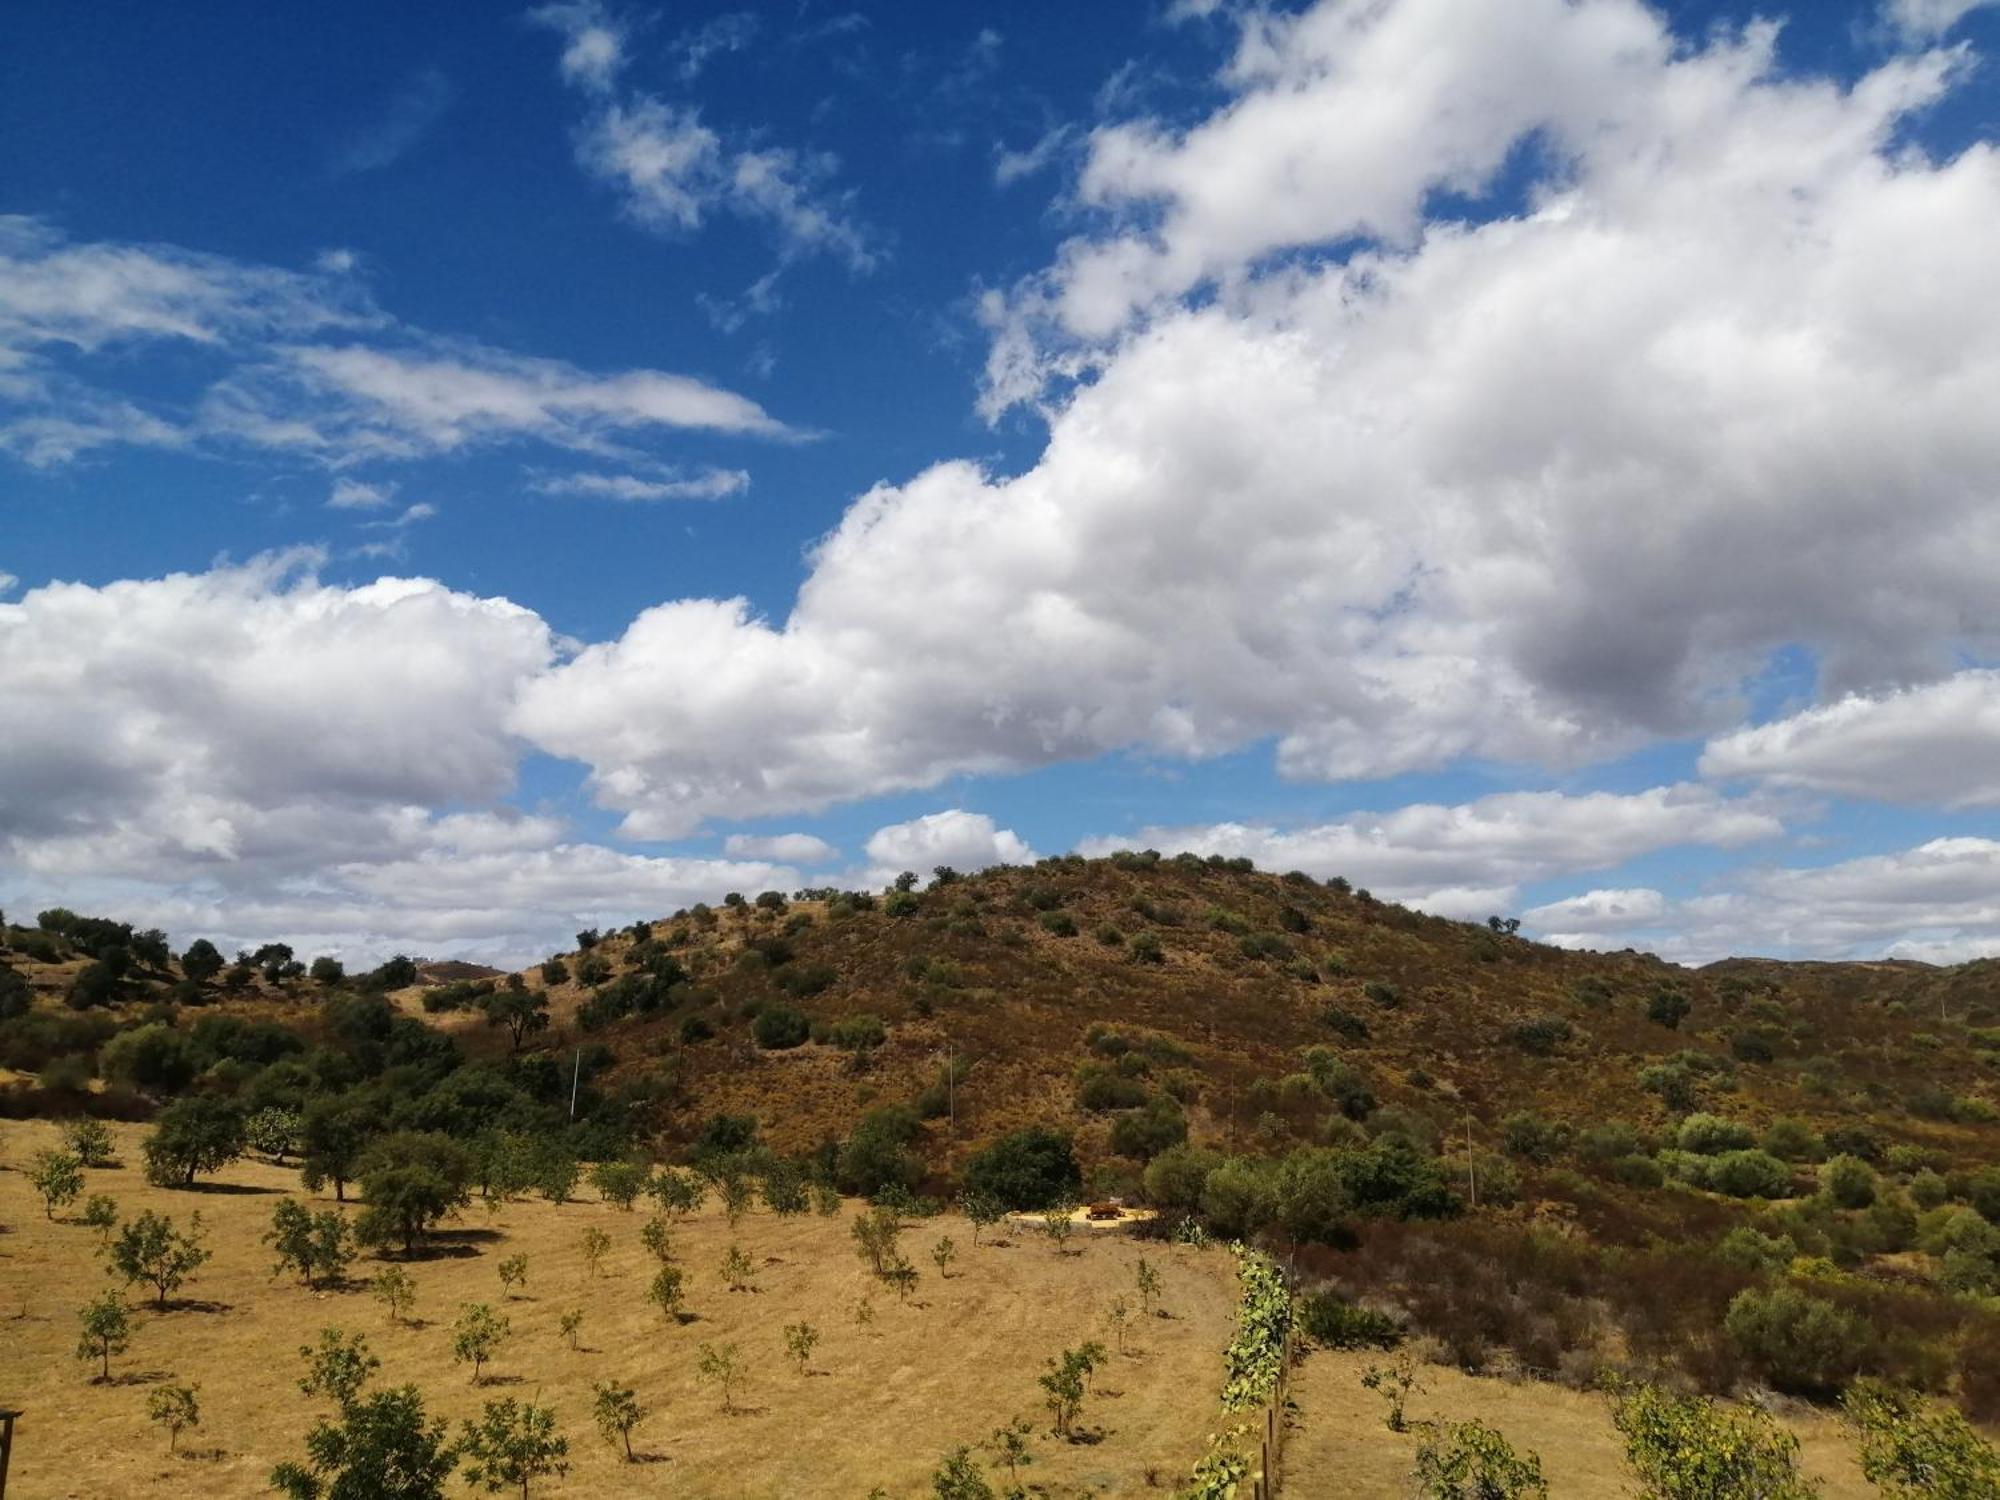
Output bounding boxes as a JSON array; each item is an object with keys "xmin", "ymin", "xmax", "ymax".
[
  {"xmin": 451, "ymin": 1302, "xmax": 511, "ymax": 1384},
  {"xmin": 497, "ymin": 1254, "xmax": 529, "ymax": 1299},
  {"xmin": 298, "ymin": 1327, "xmax": 380, "ymax": 1411},
  {"xmin": 29, "ymin": 1147, "xmax": 83, "ymax": 1219},
  {"xmin": 647, "ymin": 1265, "xmax": 686, "ymax": 1322},
  {"xmin": 271, "ymin": 1385, "xmax": 457, "ymax": 1500},
  {"xmin": 373, "ymin": 1266, "xmax": 417, "ymax": 1325},
  {"xmin": 147, "ymin": 1383, "xmax": 201, "ymax": 1454},
  {"xmin": 107, "ymin": 1209, "xmax": 210, "ymax": 1307},
  {"xmin": 784, "ymin": 1321, "xmax": 820, "ymax": 1375},
  {"xmin": 696, "ymin": 1341, "xmax": 747, "ymax": 1413},
  {"xmin": 76, "ymin": 1290, "xmax": 131, "ymax": 1382},
  {"xmin": 580, "ymin": 1226, "xmax": 611, "ymax": 1277},
  {"xmin": 592, "ymin": 1381, "xmax": 644, "ymax": 1461},
  {"xmin": 459, "ymin": 1397, "xmax": 568, "ymax": 1497}
]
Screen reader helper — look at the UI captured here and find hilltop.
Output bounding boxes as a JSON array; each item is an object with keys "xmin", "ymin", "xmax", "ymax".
[{"xmin": 4, "ymin": 855, "xmax": 1999, "ymax": 1426}]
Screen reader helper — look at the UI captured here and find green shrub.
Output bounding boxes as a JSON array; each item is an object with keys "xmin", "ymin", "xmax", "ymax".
[
  {"xmin": 1760, "ymin": 1119, "xmax": 1824, "ymax": 1163},
  {"xmin": 1676, "ymin": 1114, "xmax": 1756, "ymax": 1156},
  {"xmin": 1724, "ymin": 1284, "xmax": 1870, "ymax": 1395},
  {"xmin": 752, "ymin": 1005, "xmax": 810, "ymax": 1050},
  {"xmin": 962, "ymin": 1127, "xmax": 1081, "ymax": 1211},
  {"xmin": 1706, "ymin": 1150, "xmax": 1794, "ymax": 1200},
  {"xmin": 1845, "ymin": 1378, "xmax": 2000, "ymax": 1498},
  {"xmin": 1819, "ymin": 1154, "xmax": 1879, "ymax": 1210},
  {"xmin": 1037, "ymin": 911, "xmax": 1077, "ymax": 937},
  {"xmin": 1300, "ymin": 1290, "xmax": 1402, "ymax": 1350},
  {"xmin": 1413, "ymin": 1419, "xmax": 1548, "ymax": 1500},
  {"xmin": 1612, "ymin": 1383, "xmax": 1817, "ymax": 1500}
]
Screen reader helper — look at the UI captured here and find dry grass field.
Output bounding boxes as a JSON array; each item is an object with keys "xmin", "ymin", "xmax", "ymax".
[
  {"xmin": 0, "ymin": 1121, "xmax": 1236, "ymax": 1499},
  {"xmin": 1283, "ymin": 1346, "xmax": 1877, "ymax": 1499}
]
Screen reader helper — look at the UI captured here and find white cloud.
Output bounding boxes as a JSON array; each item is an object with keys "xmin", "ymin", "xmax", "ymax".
[
  {"xmin": 1702, "ymin": 671, "xmax": 2000, "ymax": 808},
  {"xmin": 995, "ymin": 125, "xmax": 1077, "ymax": 187},
  {"xmin": 328, "ymin": 477, "xmax": 397, "ymax": 510},
  {"xmin": 0, "ymin": 218, "xmax": 790, "ymax": 470},
  {"xmin": 1078, "ymin": 785, "xmax": 1778, "ymax": 916},
  {"xmin": 1886, "ymin": 0, "xmax": 1999, "ymax": 39},
  {"xmin": 722, "ymin": 831, "xmax": 838, "ymax": 864},
  {"xmin": 527, "ymin": 1, "xmax": 628, "ymax": 93},
  {"xmin": 539, "ymin": 15, "xmax": 876, "ymax": 271},
  {"xmin": 511, "ymin": 1, "xmax": 2000, "ymax": 836},
  {"xmin": 0, "ymin": 571, "xmax": 16, "ymax": 597},
  {"xmin": 0, "ymin": 553, "xmax": 555, "ymax": 881},
  {"xmin": 863, "ymin": 810, "xmax": 1035, "ymax": 884},
  {"xmin": 676, "ymin": 11, "xmax": 759, "ymax": 80},
  {"xmin": 532, "ymin": 469, "xmax": 749, "ymax": 501},
  {"xmin": 1522, "ymin": 886, "xmax": 1668, "ymax": 939}
]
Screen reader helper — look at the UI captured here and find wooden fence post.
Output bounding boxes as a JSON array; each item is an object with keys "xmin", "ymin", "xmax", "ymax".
[{"xmin": 0, "ymin": 1408, "xmax": 20, "ymax": 1500}]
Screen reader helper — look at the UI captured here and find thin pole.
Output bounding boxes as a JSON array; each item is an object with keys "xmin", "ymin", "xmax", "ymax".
[
  {"xmin": 569, "ymin": 1048, "xmax": 581, "ymax": 1121},
  {"xmin": 1466, "ymin": 1112, "xmax": 1476, "ymax": 1210},
  {"xmin": 946, "ymin": 1043, "xmax": 955, "ymax": 1133},
  {"xmin": 0, "ymin": 1408, "xmax": 19, "ymax": 1500}
]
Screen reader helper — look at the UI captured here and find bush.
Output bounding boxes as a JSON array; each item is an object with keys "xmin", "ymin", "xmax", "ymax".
[
  {"xmin": 1503, "ymin": 1015, "xmax": 1573, "ymax": 1056},
  {"xmin": 1761, "ymin": 1119, "xmax": 1824, "ymax": 1163},
  {"xmin": 1706, "ymin": 1150, "xmax": 1795, "ymax": 1200},
  {"xmin": 1413, "ymin": 1419, "xmax": 1548, "ymax": 1500},
  {"xmin": 1677, "ymin": 1114, "xmax": 1756, "ymax": 1156},
  {"xmin": 1301, "ymin": 1290, "xmax": 1402, "ymax": 1350},
  {"xmin": 752, "ymin": 1004, "xmax": 810, "ymax": 1050},
  {"xmin": 1364, "ymin": 981, "xmax": 1401, "ymax": 1009},
  {"xmin": 1500, "ymin": 1112, "xmax": 1570, "ymax": 1165},
  {"xmin": 1648, "ymin": 989, "xmax": 1692, "ymax": 1029},
  {"xmin": 1724, "ymin": 1285, "xmax": 1870, "ymax": 1395},
  {"xmin": 1037, "ymin": 911, "xmax": 1077, "ymax": 937},
  {"xmin": 1820, "ymin": 1154, "xmax": 1879, "ymax": 1210},
  {"xmin": 1844, "ymin": 1379, "xmax": 2000, "ymax": 1499},
  {"xmin": 963, "ymin": 1127, "xmax": 1081, "ymax": 1211},
  {"xmin": 1612, "ymin": 1383, "xmax": 1817, "ymax": 1500},
  {"xmin": 1109, "ymin": 1095, "xmax": 1187, "ymax": 1159}
]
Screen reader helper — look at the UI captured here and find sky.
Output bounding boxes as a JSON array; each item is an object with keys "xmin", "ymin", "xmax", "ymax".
[{"xmin": 4, "ymin": 0, "xmax": 2000, "ymax": 969}]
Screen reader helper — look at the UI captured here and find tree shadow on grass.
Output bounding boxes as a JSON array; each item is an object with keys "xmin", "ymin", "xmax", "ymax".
[
  {"xmin": 106, "ymin": 1369, "xmax": 172, "ymax": 1387},
  {"xmin": 162, "ymin": 1299, "xmax": 233, "ymax": 1315},
  {"xmin": 434, "ymin": 1227, "xmax": 505, "ymax": 1246},
  {"xmin": 182, "ymin": 1180, "xmax": 285, "ymax": 1196},
  {"xmin": 477, "ymin": 1374, "xmax": 526, "ymax": 1388},
  {"xmin": 629, "ymin": 1451, "xmax": 672, "ymax": 1465},
  {"xmin": 178, "ymin": 1445, "xmax": 229, "ymax": 1463}
]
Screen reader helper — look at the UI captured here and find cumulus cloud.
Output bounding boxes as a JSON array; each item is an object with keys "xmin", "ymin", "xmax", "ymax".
[
  {"xmin": 513, "ymin": 0, "xmax": 2000, "ymax": 836},
  {"xmin": 0, "ymin": 553, "xmax": 555, "ymax": 881},
  {"xmin": 722, "ymin": 831, "xmax": 837, "ymax": 864},
  {"xmin": 1522, "ymin": 886, "xmax": 1669, "ymax": 945},
  {"xmin": 530, "ymin": 468, "xmax": 749, "ymax": 501},
  {"xmin": 1701, "ymin": 671, "xmax": 2000, "ymax": 808},
  {"xmin": 527, "ymin": 1, "xmax": 628, "ymax": 93},
  {"xmin": 1079, "ymin": 786, "xmax": 1778, "ymax": 917},
  {"xmin": 863, "ymin": 810, "xmax": 1035, "ymax": 885}
]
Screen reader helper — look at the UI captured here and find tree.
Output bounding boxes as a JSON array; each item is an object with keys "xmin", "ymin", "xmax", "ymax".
[
  {"xmin": 1844, "ymin": 1378, "xmax": 2000, "ymax": 1499},
  {"xmin": 81, "ymin": 1192, "xmax": 120, "ymax": 1242},
  {"xmin": 480, "ymin": 989, "xmax": 550, "ymax": 1053},
  {"xmin": 647, "ymin": 1265, "xmax": 686, "ymax": 1322},
  {"xmin": 29, "ymin": 1147, "xmax": 83, "ymax": 1218},
  {"xmin": 1821, "ymin": 1154, "xmax": 1879, "ymax": 1210},
  {"xmin": 638, "ymin": 1215, "xmax": 673, "ymax": 1264},
  {"xmin": 986, "ymin": 1417, "xmax": 1034, "ymax": 1497},
  {"xmin": 590, "ymin": 1160, "xmax": 647, "ymax": 1210},
  {"xmin": 580, "ymin": 1225, "xmax": 611, "ymax": 1277},
  {"xmin": 270, "ymin": 1384, "xmax": 458, "ymax": 1500},
  {"xmin": 452, "ymin": 1303, "xmax": 511, "ymax": 1384},
  {"xmin": 354, "ymin": 1133, "xmax": 474, "ymax": 1254},
  {"xmin": 592, "ymin": 1381, "xmax": 643, "ymax": 1462},
  {"xmin": 784, "ymin": 1321, "xmax": 820, "ymax": 1376},
  {"xmin": 931, "ymin": 1235, "xmax": 958, "ymax": 1279},
  {"xmin": 1107, "ymin": 1295, "xmax": 1131, "ymax": 1353},
  {"xmin": 1040, "ymin": 1202, "xmax": 1076, "ymax": 1254},
  {"xmin": 497, "ymin": 1254, "xmax": 529, "ymax": 1298},
  {"xmin": 560, "ymin": 1307, "xmax": 584, "ymax": 1350},
  {"xmin": 181, "ymin": 938, "xmax": 225, "ymax": 986},
  {"xmin": 76, "ymin": 1290, "xmax": 131, "ymax": 1381},
  {"xmin": 141, "ymin": 1096, "xmax": 245, "ymax": 1187},
  {"xmin": 886, "ymin": 1254, "xmax": 920, "ymax": 1304},
  {"xmin": 963, "ymin": 1127, "xmax": 1081, "ymax": 1211},
  {"xmin": 961, "ymin": 1189, "xmax": 1005, "ymax": 1246},
  {"xmin": 1413, "ymin": 1419, "xmax": 1548, "ymax": 1500},
  {"xmin": 300, "ymin": 1096, "xmax": 373, "ymax": 1203},
  {"xmin": 852, "ymin": 1205, "xmax": 904, "ymax": 1277},
  {"xmin": 459, "ymin": 1397, "xmax": 568, "ymax": 1498},
  {"xmin": 1038, "ymin": 1347, "xmax": 1090, "ymax": 1436},
  {"xmin": 648, "ymin": 1166, "xmax": 705, "ymax": 1218},
  {"xmin": 1611, "ymin": 1383, "xmax": 1817, "ymax": 1500},
  {"xmin": 1135, "ymin": 1258, "xmax": 1164, "ymax": 1317},
  {"xmin": 147, "ymin": 1383, "xmax": 201, "ymax": 1454},
  {"xmin": 1724, "ymin": 1285, "xmax": 1868, "ymax": 1395},
  {"xmin": 1361, "ymin": 1356, "xmax": 1424, "ymax": 1432},
  {"xmin": 248, "ymin": 1106, "xmax": 303, "ymax": 1163},
  {"xmin": 63, "ymin": 1116, "xmax": 116, "ymax": 1167},
  {"xmin": 1647, "ymin": 989, "xmax": 1691, "ymax": 1030},
  {"xmin": 373, "ymin": 1266, "xmax": 416, "ymax": 1326},
  {"xmin": 299, "ymin": 1328, "xmax": 380, "ymax": 1412},
  {"xmin": 534, "ymin": 1150, "xmax": 580, "ymax": 1206},
  {"xmin": 310, "ymin": 956, "xmax": 346, "ymax": 986},
  {"xmin": 267, "ymin": 1199, "xmax": 355, "ymax": 1289},
  {"xmin": 720, "ymin": 1244, "xmax": 756, "ymax": 1291},
  {"xmin": 696, "ymin": 1341, "xmax": 746, "ymax": 1413},
  {"xmin": 718, "ymin": 1172, "xmax": 756, "ymax": 1227},
  {"xmin": 932, "ymin": 1447, "xmax": 996, "ymax": 1500},
  {"xmin": 107, "ymin": 1209, "xmax": 210, "ymax": 1307}
]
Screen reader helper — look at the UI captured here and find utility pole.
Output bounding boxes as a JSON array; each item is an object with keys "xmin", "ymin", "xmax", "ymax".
[
  {"xmin": 943, "ymin": 1042, "xmax": 955, "ymax": 1134},
  {"xmin": 0, "ymin": 1407, "xmax": 19, "ymax": 1500},
  {"xmin": 1466, "ymin": 1112, "xmax": 1477, "ymax": 1210},
  {"xmin": 569, "ymin": 1047, "xmax": 581, "ymax": 1121}
]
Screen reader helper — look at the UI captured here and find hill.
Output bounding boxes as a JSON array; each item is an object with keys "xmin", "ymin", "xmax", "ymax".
[{"xmin": 4, "ymin": 855, "xmax": 2000, "ymax": 1438}]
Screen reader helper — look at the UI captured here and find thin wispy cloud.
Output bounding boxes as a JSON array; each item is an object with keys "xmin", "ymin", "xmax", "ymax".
[
  {"xmin": 531, "ymin": 469, "xmax": 749, "ymax": 501},
  {"xmin": 331, "ymin": 68, "xmax": 455, "ymax": 174}
]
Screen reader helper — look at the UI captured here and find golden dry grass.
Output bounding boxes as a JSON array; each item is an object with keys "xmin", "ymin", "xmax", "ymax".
[
  {"xmin": 1283, "ymin": 1346, "xmax": 1877, "ymax": 1499},
  {"xmin": 0, "ymin": 1121, "xmax": 1236, "ymax": 1499}
]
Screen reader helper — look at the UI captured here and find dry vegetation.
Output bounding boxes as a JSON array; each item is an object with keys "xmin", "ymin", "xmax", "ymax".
[{"xmin": 0, "ymin": 1120, "xmax": 1233, "ymax": 1498}]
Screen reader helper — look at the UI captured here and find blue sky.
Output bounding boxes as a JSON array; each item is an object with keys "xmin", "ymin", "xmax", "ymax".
[{"xmin": 4, "ymin": 0, "xmax": 2000, "ymax": 966}]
